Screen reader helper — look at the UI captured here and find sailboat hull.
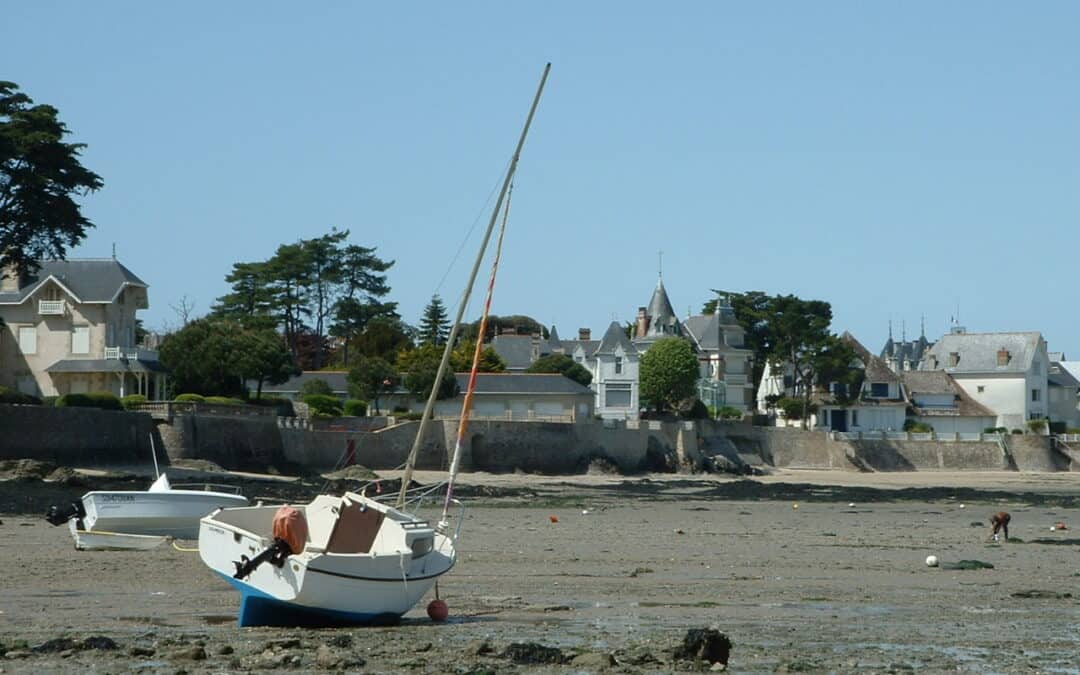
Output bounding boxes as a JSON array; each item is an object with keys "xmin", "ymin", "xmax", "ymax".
[{"xmin": 199, "ymin": 494, "xmax": 456, "ymax": 627}]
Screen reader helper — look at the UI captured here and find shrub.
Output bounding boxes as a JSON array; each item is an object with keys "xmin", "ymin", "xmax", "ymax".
[
  {"xmin": 204, "ymin": 396, "xmax": 245, "ymax": 406},
  {"xmin": 0, "ymin": 386, "xmax": 41, "ymax": 405},
  {"xmin": 343, "ymin": 399, "xmax": 367, "ymax": 417},
  {"xmin": 392, "ymin": 406, "xmax": 409, "ymax": 413},
  {"xmin": 302, "ymin": 394, "xmax": 343, "ymax": 417},
  {"xmin": 716, "ymin": 406, "xmax": 744, "ymax": 421},
  {"xmin": 680, "ymin": 399, "xmax": 709, "ymax": 420},
  {"xmin": 56, "ymin": 391, "xmax": 122, "ymax": 410},
  {"xmin": 121, "ymin": 394, "xmax": 148, "ymax": 410},
  {"xmin": 1026, "ymin": 418, "xmax": 1048, "ymax": 434},
  {"xmin": 174, "ymin": 393, "xmax": 205, "ymax": 403},
  {"xmin": 396, "ymin": 411, "xmax": 423, "ymax": 421},
  {"xmin": 983, "ymin": 426, "xmax": 1008, "ymax": 434},
  {"xmin": 299, "ymin": 379, "xmax": 334, "ymax": 397},
  {"xmin": 1011, "ymin": 428, "xmax": 1023, "ymax": 435},
  {"xmin": 903, "ymin": 419, "xmax": 933, "ymax": 433},
  {"xmin": 776, "ymin": 396, "xmax": 817, "ymax": 420}
]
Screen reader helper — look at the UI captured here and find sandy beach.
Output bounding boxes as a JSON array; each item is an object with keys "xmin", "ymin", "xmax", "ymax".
[{"xmin": 2, "ymin": 467, "xmax": 1079, "ymax": 673}]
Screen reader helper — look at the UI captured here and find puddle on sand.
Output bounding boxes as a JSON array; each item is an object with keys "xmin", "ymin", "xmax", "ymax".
[{"xmin": 201, "ymin": 614, "xmax": 236, "ymax": 625}]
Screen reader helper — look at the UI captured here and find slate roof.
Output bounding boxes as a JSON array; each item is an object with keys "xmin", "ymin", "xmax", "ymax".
[
  {"xmin": 842, "ymin": 332, "xmax": 900, "ymax": 385},
  {"xmin": 900, "ymin": 370, "xmax": 996, "ymax": 418},
  {"xmin": 257, "ymin": 371, "xmax": 592, "ymax": 397},
  {"xmin": 561, "ymin": 339, "xmax": 601, "ymax": 358},
  {"xmin": 547, "ymin": 325, "xmax": 561, "ymax": 346},
  {"xmin": 1048, "ymin": 363, "xmax": 1080, "ymax": 389},
  {"xmin": 490, "ymin": 335, "xmax": 537, "ymax": 370},
  {"xmin": 0, "ymin": 259, "xmax": 148, "ymax": 305},
  {"xmin": 594, "ymin": 321, "xmax": 637, "ymax": 355},
  {"xmin": 919, "ymin": 332, "xmax": 1042, "ymax": 374},
  {"xmin": 46, "ymin": 358, "xmax": 168, "ymax": 374}
]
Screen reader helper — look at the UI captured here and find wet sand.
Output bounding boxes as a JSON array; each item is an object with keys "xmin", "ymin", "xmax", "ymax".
[{"xmin": 2, "ymin": 469, "xmax": 1080, "ymax": 673}]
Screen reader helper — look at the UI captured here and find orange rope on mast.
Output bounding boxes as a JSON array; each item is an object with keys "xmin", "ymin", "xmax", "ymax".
[{"xmin": 442, "ymin": 184, "xmax": 513, "ymax": 519}]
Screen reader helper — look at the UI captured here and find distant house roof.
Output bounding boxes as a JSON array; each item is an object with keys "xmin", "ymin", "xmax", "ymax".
[
  {"xmin": 1048, "ymin": 363, "xmax": 1080, "ymax": 389},
  {"xmin": 900, "ymin": 370, "xmax": 996, "ymax": 418},
  {"xmin": 562, "ymin": 339, "xmax": 601, "ymax": 357},
  {"xmin": 919, "ymin": 332, "xmax": 1043, "ymax": 375},
  {"xmin": 45, "ymin": 358, "xmax": 168, "ymax": 374},
  {"xmin": 0, "ymin": 259, "xmax": 148, "ymax": 305},
  {"xmin": 842, "ymin": 332, "xmax": 900, "ymax": 386},
  {"xmin": 490, "ymin": 334, "xmax": 540, "ymax": 371},
  {"xmin": 256, "ymin": 371, "xmax": 592, "ymax": 397},
  {"xmin": 594, "ymin": 321, "xmax": 637, "ymax": 355}
]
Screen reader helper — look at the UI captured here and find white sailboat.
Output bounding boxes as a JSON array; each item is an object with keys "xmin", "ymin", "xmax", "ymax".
[{"xmin": 197, "ymin": 64, "xmax": 550, "ymax": 627}]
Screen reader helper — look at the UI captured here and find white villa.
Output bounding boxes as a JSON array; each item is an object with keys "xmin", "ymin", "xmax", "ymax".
[
  {"xmin": 918, "ymin": 330, "xmax": 1049, "ymax": 431},
  {"xmin": 0, "ymin": 259, "xmax": 165, "ymax": 399}
]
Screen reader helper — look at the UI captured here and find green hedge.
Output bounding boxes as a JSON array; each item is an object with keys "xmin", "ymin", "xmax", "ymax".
[
  {"xmin": 302, "ymin": 394, "xmax": 343, "ymax": 417},
  {"xmin": 121, "ymin": 394, "xmax": 148, "ymax": 410},
  {"xmin": 343, "ymin": 399, "xmax": 367, "ymax": 417},
  {"xmin": 56, "ymin": 391, "xmax": 123, "ymax": 410},
  {"xmin": 174, "ymin": 393, "xmax": 205, "ymax": 403},
  {"xmin": 0, "ymin": 386, "xmax": 41, "ymax": 405},
  {"xmin": 204, "ymin": 396, "xmax": 245, "ymax": 406}
]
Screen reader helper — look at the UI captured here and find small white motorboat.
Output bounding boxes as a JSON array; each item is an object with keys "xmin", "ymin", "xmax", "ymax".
[
  {"xmin": 47, "ymin": 473, "xmax": 249, "ymax": 544},
  {"xmin": 68, "ymin": 519, "xmax": 169, "ymax": 551},
  {"xmin": 199, "ymin": 490, "xmax": 456, "ymax": 626}
]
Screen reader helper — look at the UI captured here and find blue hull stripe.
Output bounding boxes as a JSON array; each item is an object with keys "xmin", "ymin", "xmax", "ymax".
[{"xmin": 218, "ymin": 574, "xmax": 404, "ymax": 627}]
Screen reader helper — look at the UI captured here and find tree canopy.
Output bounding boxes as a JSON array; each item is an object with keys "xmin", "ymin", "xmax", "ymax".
[
  {"xmin": 418, "ymin": 295, "xmax": 449, "ymax": 346},
  {"xmin": 159, "ymin": 317, "xmax": 295, "ymax": 397},
  {"xmin": 347, "ymin": 356, "xmax": 398, "ymax": 414},
  {"xmin": 0, "ymin": 81, "xmax": 103, "ymax": 277},
  {"xmin": 639, "ymin": 337, "xmax": 700, "ymax": 413},
  {"xmin": 526, "ymin": 353, "xmax": 593, "ymax": 387},
  {"xmin": 213, "ymin": 229, "xmax": 396, "ymax": 369},
  {"xmin": 397, "ymin": 343, "xmax": 459, "ymax": 400}
]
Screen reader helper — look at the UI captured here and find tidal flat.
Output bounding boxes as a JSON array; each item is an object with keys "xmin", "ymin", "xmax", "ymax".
[{"xmin": 2, "ymin": 469, "xmax": 1079, "ymax": 673}]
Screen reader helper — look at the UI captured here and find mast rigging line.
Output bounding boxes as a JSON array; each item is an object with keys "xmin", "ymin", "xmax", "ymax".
[
  {"xmin": 396, "ymin": 63, "xmax": 551, "ymax": 509},
  {"xmin": 441, "ymin": 181, "xmax": 513, "ymax": 523}
]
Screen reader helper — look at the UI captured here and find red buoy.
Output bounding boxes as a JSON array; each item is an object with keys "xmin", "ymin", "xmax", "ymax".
[{"xmin": 427, "ymin": 599, "xmax": 449, "ymax": 622}]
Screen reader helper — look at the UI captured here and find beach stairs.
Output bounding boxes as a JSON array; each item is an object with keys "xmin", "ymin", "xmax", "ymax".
[
  {"xmin": 994, "ymin": 433, "xmax": 1020, "ymax": 471},
  {"xmin": 1051, "ymin": 437, "xmax": 1080, "ymax": 471}
]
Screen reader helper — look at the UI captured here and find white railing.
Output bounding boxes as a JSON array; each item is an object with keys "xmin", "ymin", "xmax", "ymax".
[
  {"xmin": 104, "ymin": 346, "xmax": 160, "ymax": 361},
  {"xmin": 38, "ymin": 300, "xmax": 66, "ymax": 315}
]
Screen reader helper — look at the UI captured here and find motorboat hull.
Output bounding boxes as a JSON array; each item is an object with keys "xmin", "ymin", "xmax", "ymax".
[
  {"xmin": 82, "ymin": 489, "xmax": 248, "ymax": 539},
  {"xmin": 68, "ymin": 519, "xmax": 169, "ymax": 551}
]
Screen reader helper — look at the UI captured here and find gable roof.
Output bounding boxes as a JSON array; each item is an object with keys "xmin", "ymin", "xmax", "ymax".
[
  {"xmin": 0, "ymin": 259, "xmax": 148, "ymax": 305},
  {"xmin": 594, "ymin": 321, "xmax": 637, "ymax": 356},
  {"xmin": 490, "ymin": 334, "xmax": 538, "ymax": 370},
  {"xmin": 561, "ymin": 339, "xmax": 601, "ymax": 357},
  {"xmin": 900, "ymin": 370, "xmax": 996, "ymax": 418},
  {"xmin": 919, "ymin": 332, "xmax": 1043, "ymax": 374},
  {"xmin": 842, "ymin": 332, "xmax": 900, "ymax": 385}
]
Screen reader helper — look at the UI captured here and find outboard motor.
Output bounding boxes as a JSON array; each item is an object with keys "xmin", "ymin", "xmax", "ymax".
[{"xmin": 45, "ymin": 500, "xmax": 86, "ymax": 526}]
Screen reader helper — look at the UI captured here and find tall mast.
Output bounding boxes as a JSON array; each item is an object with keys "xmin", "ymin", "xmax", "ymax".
[{"xmin": 396, "ymin": 63, "xmax": 551, "ymax": 509}]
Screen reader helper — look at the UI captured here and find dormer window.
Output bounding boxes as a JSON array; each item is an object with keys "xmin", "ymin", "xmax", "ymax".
[
  {"xmin": 870, "ymin": 382, "xmax": 889, "ymax": 398},
  {"xmin": 997, "ymin": 348, "xmax": 1011, "ymax": 366},
  {"xmin": 948, "ymin": 352, "xmax": 960, "ymax": 367}
]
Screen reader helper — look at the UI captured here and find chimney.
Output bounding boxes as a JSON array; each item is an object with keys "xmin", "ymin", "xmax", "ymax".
[
  {"xmin": 997, "ymin": 348, "xmax": 1010, "ymax": 366},
  {"xmin": 578, "ymin": 328, "xmax": 591, "ymax": 341},
  {"xmin": 635, "ymin": 306, "xmax": 649, "ymax": 338},
  {"xmin": 0, "ymin": 263, "xmax": 19, "ymax": 293}
]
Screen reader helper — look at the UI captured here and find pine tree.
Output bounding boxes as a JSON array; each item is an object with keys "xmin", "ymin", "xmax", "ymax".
[{"xmin": 418, "ymin": 295, "xmax": 450, "ymax": 346}]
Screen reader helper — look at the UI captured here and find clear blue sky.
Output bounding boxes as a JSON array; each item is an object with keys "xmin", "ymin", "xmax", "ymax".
[{"xmin": 5, "ymin": 3, "xmax": 1079, "ymax": 355}]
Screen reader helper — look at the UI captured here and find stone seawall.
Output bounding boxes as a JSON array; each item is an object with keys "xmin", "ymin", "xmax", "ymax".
[
  {"xmin": 0, "ymin": 403, "xmax": 158, "ymax": 465},
  {"xmin": 1, "ymin": 403, "xmax": 1068, "ymax": 475}
]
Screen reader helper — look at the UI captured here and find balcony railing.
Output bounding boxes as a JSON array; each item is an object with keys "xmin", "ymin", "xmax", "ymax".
[
  {"xmin": 104, "ymin": 346, "xmax": 160, "ymax": 362},
  {"xmin": 38, "ymin": 300, "xmax": 66, "ymax": 315}
]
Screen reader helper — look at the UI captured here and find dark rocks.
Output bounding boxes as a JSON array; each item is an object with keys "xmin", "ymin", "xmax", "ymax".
[
  {"xmin": 673, "ymin": 627, "xmax": 732, "ymax": 667},
  {"xmin": 128, "ymin": 646, "xmax": 155, "ymax": 657},
  {"xmin": 941, "ymin": 559, "xmax": 994, "ymax": 570},
  {"xmin": 1010, "ymin": 589, "xmax": 1072, "ymax": 599},
  {"xmin": 464, "ymin": 640, "xmax": 494, "ymax": 657},
  {"xmin": 264, "ymin": 637, "xmax": 302, "ymax": 651},
  {"xmin": 80, "ymin": 636, "xmax": 118, "ymax": 651},
  {"xmin": 171, "ymin": 646, "xmax": 206, "ymax": 661},
  {"xmin": 325, "ymin": 634, "xmax": 353, "ymax": 648},
  {"xmin": 217, "ymin": 644, "xmax": 234, "ymax": 655},
  {"xmin": 502, "ymin": 642, "xmax": 566, "ymax": 665},
  {"xmin": 570, "ymin": 651, "xmax": 617, "ymax": 669}
]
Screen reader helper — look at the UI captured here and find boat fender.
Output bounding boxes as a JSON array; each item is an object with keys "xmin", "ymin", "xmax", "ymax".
[{"xmin": 45, "ymin": 500, "xmax": 86, "ymax": 526}]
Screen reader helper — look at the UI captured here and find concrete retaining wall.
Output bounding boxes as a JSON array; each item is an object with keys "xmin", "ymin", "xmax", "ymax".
[{"xmin": 0, "ymin": 403, "xmax": 158, "ymax": 465}]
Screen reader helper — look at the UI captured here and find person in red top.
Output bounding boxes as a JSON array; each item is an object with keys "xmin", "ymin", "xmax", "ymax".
[{"xmin": 989, "ymin": 511, "xmax": 1011, "ymax": 542}]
